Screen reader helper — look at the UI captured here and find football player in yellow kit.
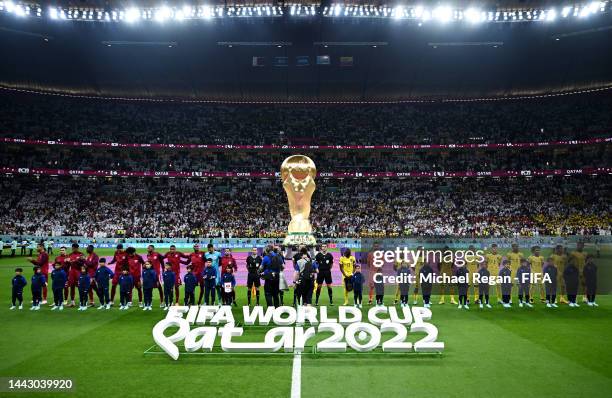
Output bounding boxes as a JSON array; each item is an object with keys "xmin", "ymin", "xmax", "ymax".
[
  {"xmin": 465, "ymin": 245, "xmax": 480, "ymax": 304},
  {"xmin": 438, "ymin": 246, "xmax": 457, "ymax": 304},
  {"xmin": 506, "ymin": 243, "xmax": 524, "ymax": 303},
  {"xmin": 412, "ymin": 246, "xmax": 425, "ymax": 305},
  {"xmin": 527, "ymin": 246, "xmax": 545, "ymax": 303},
  {"xmin": 393, "ymin": 259, "xmax": 402, "ymax": 305},
  {"xmin": 339, "ymin": 248, "xmax": 356, "ymax": 305},
  {"xmin": 550, "ymin": 245, "xmax": 568, "ymax": 304},
  {"xmin": 569, "ymin": 241, "xmax": 587, "ymax": 302},
  {"xmin": 485, "ymin": 244, "xmax": 503, "ymax": 304}
]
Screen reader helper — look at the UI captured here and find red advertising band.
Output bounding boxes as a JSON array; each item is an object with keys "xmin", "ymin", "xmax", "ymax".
[
  {"xmin": 1, "ymin": 136, "xmax": 610, "ymax": 151},
  {"xmin": 1, "ymin": 167, "xmax": 610, "ymax": 179}
]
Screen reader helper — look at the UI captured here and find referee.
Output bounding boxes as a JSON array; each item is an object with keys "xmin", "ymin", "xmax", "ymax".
[
  {"xmin": 246, "ymin": 247, "xmax": 262, "ymax": 306},
  {"xmin": 315, "ymin": 244, "xmax": 334, "ymax": 306}
]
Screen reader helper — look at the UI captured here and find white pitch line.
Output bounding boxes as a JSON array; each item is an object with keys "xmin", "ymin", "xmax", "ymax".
[{"xmin": 290, "ymin": 352, "xmax": 302, "ymax": 398}]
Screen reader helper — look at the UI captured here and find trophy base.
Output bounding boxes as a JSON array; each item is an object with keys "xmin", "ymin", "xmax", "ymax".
[{"xmin": 283, "ymin": 233, "xmax": 317, "ymax": 246}]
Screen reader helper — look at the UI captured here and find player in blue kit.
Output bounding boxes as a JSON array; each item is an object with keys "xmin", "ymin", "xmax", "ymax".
[
  {"xmin": 78, "ymin": 265, "xmax": 91, "ymax": 311},
  {"xmin": 118, "ymin": 267, "xmax": 134, "ymax": 310},
  {"xmin": 477, "ymin": 263, "xmax": 492, "ymax": 309},
  {"xmin": 30, "ymin": 266, "xmax": 47, "ymax": 310},
  {"xmin": 95, "ymin": 258, "xmax": 114, "ymax": 309},
  {"xmin": 456, "ymin": 265, "xmax": 469, "ymax": 310},
  {"xmin": 183, "ymin": 265, "xmax": 197, "ymax": 306},
  {"xmin": 420, "ymin": 262, "xmax": 434, "ymax": 308},
  {"xmin": 221, "ymin": 267, "xmax": 236, "ymax": 306},
  {"xmin": 204, "ymin": 244, "xmax": 222, "ymax": 302},
  {"xmin": 351, "ymin": 265, "xmax": 364, "ymax": 308},
  {"xmin": 397, "ymin": 262, "xmax": 411, "ymax": 307},
  {"xmin": 499, "ymin": 260, "xmax": 513, "ymax": 308},
  {"xmin": 544, "ymin": 257, "xmax": 558, "ymax": 308},
  {"xmin": 584, "ymin": 255, "xmax": 598, "ymax": 307},
  {"xmin": 142, "ymin": 261, "xmax": 157, "ymax": 311},
  {"xmin": 564, "ymin": 258, "xmax": 580, "ymax": 307},
  {"xmin": 203, "ymin": 258, "xmax": 217, "ymax": 305},
  {"xmin": 51, "ymin": 263, "xmax": 67, "ymax": 311},
  {"xmin": 516, "ymin": 259, "xmax": 533, "ymax": 308},
  {"xmin": 11, "ymin": 267, "xmax": 27, "ymax": 310},
  {"xmin": 162, "ymin": 263, "xmax": 175, "ymax": 310}
]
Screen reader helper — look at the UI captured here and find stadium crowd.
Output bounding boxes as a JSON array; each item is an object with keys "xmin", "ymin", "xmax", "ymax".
[
  {"xmin": 0, "ymin": 176, "xmax": 609, "ymax": 239},
  {"xmin": 1, "ymin": 91, "xmax": 611, "ymax": 145},
  {"xmin": 0, "ymin": 91, "xmax": 610, "ymax": 240},
  {"xmin": 1, "ymin": 144, "xmax": 609, "ymax": 173}
]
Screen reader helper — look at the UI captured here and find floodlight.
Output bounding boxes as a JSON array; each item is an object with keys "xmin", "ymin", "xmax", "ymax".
[
  {"xmin": 433, "ymin": 6, "xmax": 452, "ymax": 23},
  {"xmin": 125, "ymin": 7, "xmax": 139, "ymax": 22},
  {"xmin": 14, "ymin": 4, "xmax": 25, "ymax": 17},
  {"xmin": 155, "ymin": 6, "xmax": 172, "ymax": 22},
  {"xmin": 465, "ymin": 8, "xmax": 482, "ymax": 24},
  {"xmin": 393, "ymin": 6, "xmax": 404, "ymax": 19},
  {"xmin": 561, "ymin": 6, "xmax": 572, "ymax": 17}
]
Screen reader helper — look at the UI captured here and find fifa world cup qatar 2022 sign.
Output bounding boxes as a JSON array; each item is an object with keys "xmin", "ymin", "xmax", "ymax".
[{"xmin": 152, "ymin": 305, "xmax": 445, "ymax": 360}]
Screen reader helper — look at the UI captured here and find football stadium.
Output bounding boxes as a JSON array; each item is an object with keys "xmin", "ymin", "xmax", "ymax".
[{"xmin": 1, "ymin": 1, "xmax": 611, "ymax": 397}]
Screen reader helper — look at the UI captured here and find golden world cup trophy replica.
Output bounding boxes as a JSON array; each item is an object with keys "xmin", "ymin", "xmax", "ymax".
[{"xmin": 281, "ymin": 155, "xmax": 317, "ymax": 246}]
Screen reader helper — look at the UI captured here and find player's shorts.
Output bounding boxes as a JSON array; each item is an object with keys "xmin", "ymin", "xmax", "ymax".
[
  {"xmin": 152, "ymin": 271, "xmax": 161, "ymax": 286},
  {"xmin": 112, "ymin": 271, "xmax": 121, "ymax": 284},
  {"xmin": 68, "ymin": 269, "xmax": 80, "ymax": 286},
  {"xmin": 439, "ymin": 265, "xmax": 452, "ymax": 277},
  {"xmin": 195, "ymin": 273, "xmax": 204, "ymax": 284},
  {"xmin": 247, "ymin": 273, "xmax": 261, "ymax": 288},
  {"xmin": 130, "ymin": 273, "xmax": 142, "ymax": 286},
  {"xmin": 368, "ymin": 271, "xmax": 377, "ymax": 287},
  {"xmin": 414, "ymin": 268, "xmax": 421, "ymax": 287},
  {"xmin": 171, "ymin": 267, "xmax": 182, "ymax": 285},
  {"xmin": 557, "ymin": 273, "xmax": 565, "ymax": 286},
  {"xmin": 316, "ymin": 270, "xmax": 333, "ymax": 285}
]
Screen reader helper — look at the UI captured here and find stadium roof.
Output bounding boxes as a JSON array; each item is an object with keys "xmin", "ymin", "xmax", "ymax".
[{"xmin": 0, "ymin": 1, "xmax": 611, "ymax": 101}]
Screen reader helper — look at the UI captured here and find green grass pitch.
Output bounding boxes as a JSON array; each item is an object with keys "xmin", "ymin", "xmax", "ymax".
[{"xmin": 0, "ymin": 247, "xmax": 611, "ymax": 397}]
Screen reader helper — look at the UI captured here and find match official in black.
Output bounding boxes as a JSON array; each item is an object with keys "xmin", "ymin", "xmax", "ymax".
[
  {"xmin": 315, "ymin": 243, "xmax": 334, "ymax": 306},
  {"xmin": 246, "ymin": 247, "xmax": 262, "ymax": 306}
]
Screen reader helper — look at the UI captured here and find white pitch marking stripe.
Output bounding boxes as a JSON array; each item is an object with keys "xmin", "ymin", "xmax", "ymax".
[{"xmin": 290, "ymin": 352, "xmax": 302, "ymax": 398}]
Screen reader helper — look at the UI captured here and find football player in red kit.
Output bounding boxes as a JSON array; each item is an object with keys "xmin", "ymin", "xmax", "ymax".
[
  {"xmin": 125, "ymin": 247, "xmax": 145, "ymax": 307},
  {"xmin": 29, "ymin": 243, "xmax": 50, "ymax": 304},
  {"xmin": 109, "ymin": 244, "xmax": 128, "ymax": 304},
  {"xmin": 164, "ymin": 245, "xmax": 189, "ymax": 305},
  {"xmin": 84, "ymin": 245, "xmax": 99, "ymax": 306},
  {"xmin": 53, "ymin": 246, "xmax": 69, "ymax": 303},
  {"xmin": 220, "ymin": 248, "xmax": 237, "ymax": 275},
  {"xmin": 66, "ymin": 243, "xmax": 85, "ymax": 307},
  {"xmin": 186, "ymin": 244, "xmax": 206, "ymax": 305},
  {"xmin": 220, "ymin": 248, "xmax": 238, "ymax": 305},
  {"xmin": 146, "ymin": 245, "xmax": 165, "ymax": 307}
]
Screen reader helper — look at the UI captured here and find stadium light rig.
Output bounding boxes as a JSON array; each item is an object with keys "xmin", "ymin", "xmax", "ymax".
[
  {"xmin": 0, "ymin": 2, "xmax": 609, "ymax": 23},
  {"xmin": 0, "ymin": 3, "xmax": 284, "ymax": 21},
  {"xmin": 321, "ymin": 2, "xmax": 610, "ymax": 23}
]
